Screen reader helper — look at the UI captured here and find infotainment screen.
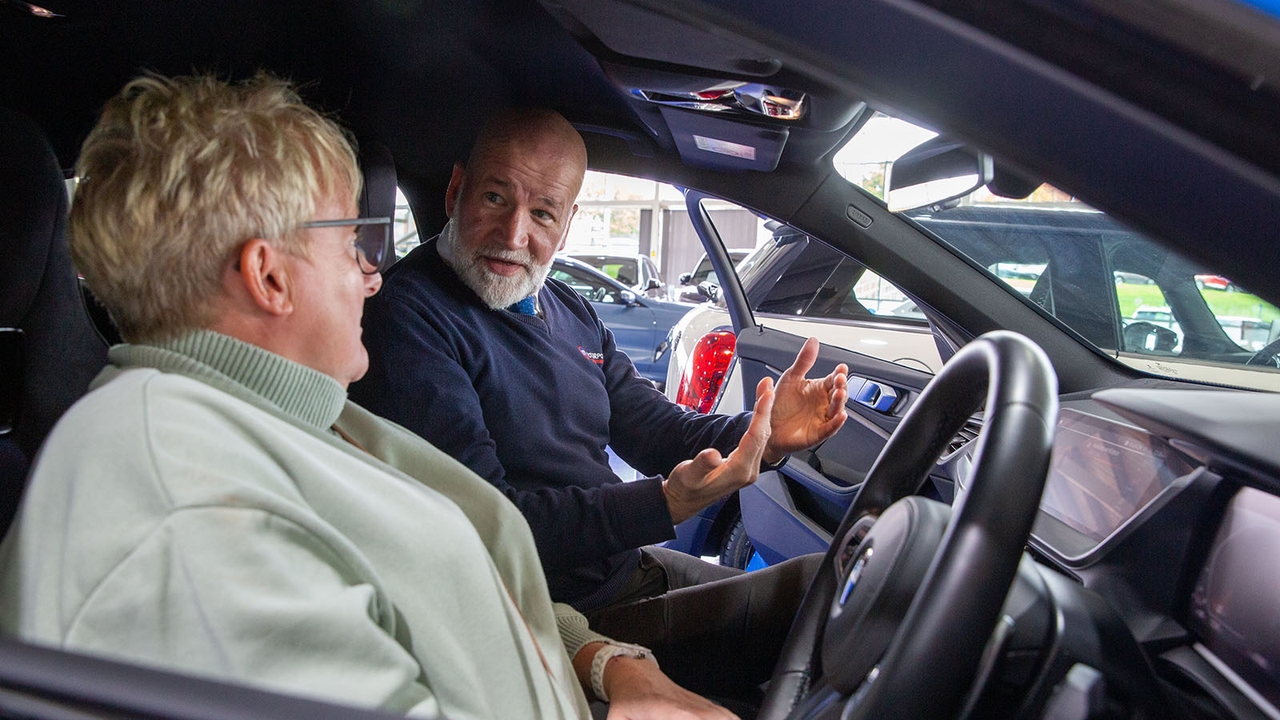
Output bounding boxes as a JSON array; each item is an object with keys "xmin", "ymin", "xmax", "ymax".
[
  {"xmin": 1038, "ymin": 409, "xmax": 1195, "ymax": 546},
  {"xmin": 1188, "ymin": 488, "xmax": 1280, "ymax": 710}
]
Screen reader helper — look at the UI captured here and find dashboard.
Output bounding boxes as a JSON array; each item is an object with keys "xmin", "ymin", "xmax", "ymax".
[
  {"xmin": 1005, "ymin": 388, "xmax": 1280, "ymax": 720},
  {"xmin": 1188, "ymin": 487, "xmax": 1280, "ymax": 711},
  {"xmin": 746, "ymin": 362, "xmax": 1280, "ymax": 719},
  {"xmin": 1035, "ymin": 407, "xmax": 1196, "ymax": 559}
]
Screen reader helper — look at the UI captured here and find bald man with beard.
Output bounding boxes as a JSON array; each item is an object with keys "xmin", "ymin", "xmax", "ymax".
[{"xmin": 352, "ymin": 108, "xmax": 848, "ymax": 704}]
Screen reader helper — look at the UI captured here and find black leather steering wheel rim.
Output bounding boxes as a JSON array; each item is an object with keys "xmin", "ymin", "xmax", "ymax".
[
  {"xmin": 757, "ymin": 331, "xmax": 1058, "ymax": 720},
  {"xmin": 1245, "ymin": 336, "xmax": 1280, "ymax": 366}
]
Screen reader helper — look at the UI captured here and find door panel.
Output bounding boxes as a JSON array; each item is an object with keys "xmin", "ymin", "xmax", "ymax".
[
  {"xmin": 740, "ymin": 471, "xmax": 834, "ymax": 564},
  {"xmin": 734, "ymin": 325, "xmax": 936, "ymax": 561},
  {"xmin": 678, "ymin": 189, "xmax": 945, "ymax": 564}
]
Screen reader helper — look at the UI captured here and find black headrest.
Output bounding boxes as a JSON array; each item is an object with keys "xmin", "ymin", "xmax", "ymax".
[
  {"xmin": 0, "ymin": 110, "xmax": 70, "ymax": 330},
  {"xmin": 358, "ymin": 141, "xmax": 399, "ymax": 272},
  {"xmin": 0, "ymin": 108, "xmax": 108, "ymax": 527}
]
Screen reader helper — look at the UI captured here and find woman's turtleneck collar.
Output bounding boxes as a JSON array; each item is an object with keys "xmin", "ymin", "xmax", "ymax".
[{"xmin": 109, "ymin": 329, "xmax": 347, "ymax": 430}]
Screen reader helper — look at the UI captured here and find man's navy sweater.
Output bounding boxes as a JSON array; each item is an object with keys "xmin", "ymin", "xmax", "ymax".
[{"xmin": 350, "ymin": 238, "xmax": 749, "ymax": 610}]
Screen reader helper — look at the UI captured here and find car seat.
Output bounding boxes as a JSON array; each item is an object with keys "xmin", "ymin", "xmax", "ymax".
[{"xmin": 0, "ymin": 108, "xmax": 110, "ymax": 535}]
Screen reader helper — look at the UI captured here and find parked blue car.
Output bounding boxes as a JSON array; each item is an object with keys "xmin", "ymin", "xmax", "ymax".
[{"xmin": 549, "ymin": 256, "xmax": 690, "ymax": 389}]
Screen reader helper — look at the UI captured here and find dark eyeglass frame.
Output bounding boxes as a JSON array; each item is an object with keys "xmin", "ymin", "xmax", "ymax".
[{"xmin": 298, "ymin": 216, "xmax": 393, "ymax": 274}]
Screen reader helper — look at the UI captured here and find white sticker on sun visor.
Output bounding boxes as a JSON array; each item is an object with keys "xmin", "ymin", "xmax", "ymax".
[{"xmin": 694, "ymin": 135, "xmax": 756, "ymax": 160}]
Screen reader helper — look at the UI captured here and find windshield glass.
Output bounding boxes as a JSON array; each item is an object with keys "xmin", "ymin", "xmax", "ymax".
[{"xmin": 836, "ymin": 113, "xmax": 1280, "ymax": 392}]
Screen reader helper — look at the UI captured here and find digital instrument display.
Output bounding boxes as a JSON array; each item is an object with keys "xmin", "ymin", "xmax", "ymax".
[
  {"xmin": 1038, "ymin": 409, "xmax": 1194, "ymax": 546},
  {"xmin": 1189, "ymin": 488, "xmax": 1280, "ymax": 710}
]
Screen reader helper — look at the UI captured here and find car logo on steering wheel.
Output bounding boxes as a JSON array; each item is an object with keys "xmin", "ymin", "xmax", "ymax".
[{"xmin": 839, "ymin": 546, "xmax": 873, "ymax": 606}]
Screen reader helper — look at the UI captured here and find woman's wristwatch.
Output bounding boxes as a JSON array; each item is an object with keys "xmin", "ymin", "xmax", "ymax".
[{"xmin": 590, "ymin": 641, "xmax": 657, "ymax": 702}]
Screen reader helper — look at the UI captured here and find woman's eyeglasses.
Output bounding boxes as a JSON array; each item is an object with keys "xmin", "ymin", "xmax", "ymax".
[{"xmin": 299, "ymin": 217, "xmax": 393, "ymax": 274}]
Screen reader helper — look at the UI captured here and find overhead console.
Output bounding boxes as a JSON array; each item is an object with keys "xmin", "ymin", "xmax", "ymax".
[{"xmin": 538, "ymin": 0, "xmax": 865, "ymax": 170}]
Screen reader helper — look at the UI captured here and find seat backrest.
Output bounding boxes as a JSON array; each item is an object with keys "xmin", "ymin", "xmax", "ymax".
[{"xmin": 0, "ymin": 108, "xmax": 109, "ymax": 534}]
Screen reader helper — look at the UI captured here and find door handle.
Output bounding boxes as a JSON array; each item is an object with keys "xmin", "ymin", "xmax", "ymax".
[{"xmin": 853, "ymin": 380, "xmax": 898, "ymax": 413}]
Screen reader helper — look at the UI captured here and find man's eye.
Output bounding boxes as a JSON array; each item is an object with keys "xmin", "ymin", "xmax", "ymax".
[
  {"xmin": 533, "ymin": 210, "xmax": 553, "ymax": 221},
  {"xmin": 483, "ymin": 192, "xmax": 502, "ymax": 203}
]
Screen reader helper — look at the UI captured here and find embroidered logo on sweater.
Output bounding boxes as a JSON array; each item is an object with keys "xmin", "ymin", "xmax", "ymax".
[{"xmin": 578, "ymin": 346, "xmax": 604, "ymax": 364}]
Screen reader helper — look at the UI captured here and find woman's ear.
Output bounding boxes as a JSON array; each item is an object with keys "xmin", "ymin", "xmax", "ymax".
[{"xmin": 233, "ymin": 238, "xmax": 294, "ymax": 317}]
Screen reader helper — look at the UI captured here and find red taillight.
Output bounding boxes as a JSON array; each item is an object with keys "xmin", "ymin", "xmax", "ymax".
[{"xmin": 675, "ymin": 331, "xmax": 737, "ymax": 413}]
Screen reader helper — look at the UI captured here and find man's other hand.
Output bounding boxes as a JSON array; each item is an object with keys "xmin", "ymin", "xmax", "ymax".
[
  {"xmin": 663, "ymin": 377, "xmax": 774, "ymax": 524},
  {"xmin": 763, "ymin": 337, "xmax": 848, "ymax": 464}
]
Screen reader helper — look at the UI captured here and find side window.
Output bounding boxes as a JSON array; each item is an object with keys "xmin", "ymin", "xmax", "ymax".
[
  {"xmin": 755, "ymin": 236, "xmax": 925, "ymax": 326},
  {"xmin": 694, "ymin": 198, "xmax": 941, "ymax": 373},
  {"xmin": 678, "ymin": 194, "xmax": 925, "ymax": 327},
  {"xmin": 641, "ymin": 258, "xmax": 660, "ymax": 289},
  {"xmin": 392, "ymin": 187, "xmax": 421, "ymax": 259}
]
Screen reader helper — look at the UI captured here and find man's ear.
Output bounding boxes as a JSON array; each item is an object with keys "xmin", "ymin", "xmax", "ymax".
[
  {"xmin": 234, "ymin": 238, "xmax": 294, "ymax": 317},
  {"xmin": 444, "ymin": 162, "xmax": 466, "ymax": 218},
  {"xmin": 557, "ymin": 203, "xmax": 579, "ymax": 252}
]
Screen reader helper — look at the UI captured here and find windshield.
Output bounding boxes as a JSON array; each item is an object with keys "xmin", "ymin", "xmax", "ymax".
[{"xmin": 836, "ymin": 113, "xmax": 1280, "ymax": 392}]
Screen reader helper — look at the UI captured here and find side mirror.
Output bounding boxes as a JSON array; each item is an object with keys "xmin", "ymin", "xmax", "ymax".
[
  {"xmin": 645, "ymin": 278, "xmax": 663, "ymax": 291},
  {"xmin": 696, "ymin": 281, "xmax": 720, "ymax": 302},
  {"xmin": 620, "ymin": 290, "xmax": 639, "ymax": 306},
  {"xmin": 679, "ymin": 272, "xmax": 693, "ymax": 286},
  {"xmin": 886, "ymin": 136, "xmax": 993, "ymax": 212}
]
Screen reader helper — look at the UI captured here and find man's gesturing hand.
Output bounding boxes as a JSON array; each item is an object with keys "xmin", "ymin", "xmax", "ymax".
[
  {"xmin": 663, "ymin": 377, "xmax": 775, "ymax": 524},
  {"xmin": 764, "ymin": 337, "xmax": 848, "ymax": 464}
]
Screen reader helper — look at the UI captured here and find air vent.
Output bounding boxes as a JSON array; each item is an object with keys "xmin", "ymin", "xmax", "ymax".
[{"xmin": 946, "ymin": 419, "xmax": 982, "ymax": 456}]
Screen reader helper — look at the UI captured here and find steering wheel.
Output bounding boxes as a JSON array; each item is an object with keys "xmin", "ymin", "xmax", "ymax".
[
  {"xmin": 757, "ymin": 331, "xmax": 1058, "ymax": 720},
  {"xmin": 1246, "ymin": 336, "xmax": 1280, "ymax": 367}
]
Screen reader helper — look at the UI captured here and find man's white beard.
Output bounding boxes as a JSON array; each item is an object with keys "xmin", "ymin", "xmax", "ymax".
[{"xmin": 439, "ymin": 219, "xmax": 553, "ymax": 310}]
